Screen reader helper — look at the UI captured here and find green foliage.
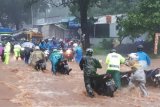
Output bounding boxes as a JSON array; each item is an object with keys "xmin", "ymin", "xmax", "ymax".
[
  {"xmin": 88, "ymin": 0, "xmax": 139, "ymax": 16},
  {"xmin": 0, "ymin": 0, "xmax": 32, "ymax": 29},
  {"xmin": 118, "ymin": 0, "xmax": 160, "ymax": 41},
  {"xmin": 99, "ymin": 39, "xmax": 113, "ymax": 49},
  {"xmin": 92, "ymin": 46, "xmax": 109, "ymax": 55}
]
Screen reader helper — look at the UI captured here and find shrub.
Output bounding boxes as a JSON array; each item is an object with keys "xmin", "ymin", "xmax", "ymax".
[{"xmin": 99, "ymin": 38, "xmax": 113, "ymax": 50}]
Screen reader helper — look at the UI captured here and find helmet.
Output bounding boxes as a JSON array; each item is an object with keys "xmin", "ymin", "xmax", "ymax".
[
  {"xmin": 6, "ymin": 42, "xmax": 11, "ymax": 46},
  {"xmin": 35, "ymin": 46, "xmax": 40, "ymax": 50},
  {"xmin": 73, "ymin": 43, "xmax": 78, "ymax": 47},
  {"xmin": 21, "ymin": 47, "xmax": 25, "ymax": 51},
  {"xmin": 110, "ymin": 49, "xmax": 116, "ymax": 53},
  {"xmin": 137, "ymin": 45, "xmax": 143, "ymax": 51},
  {"xmin": 53, "ymin": 49, "xmax": 58, "ymax": 52},
  {"xmin": 59, "ymin": 39, "xmax": 63, "ymax": 42},
  {"xmin": 127, "ymin": 53, "xmax": 140, "ymax": 68},
  {"xmin": 86, "ymin": 48, "xmax": 93, "ymax": 56},
  {"xmin": 128, "ymin": 53, "xmax": 139, "ymax": 61}
]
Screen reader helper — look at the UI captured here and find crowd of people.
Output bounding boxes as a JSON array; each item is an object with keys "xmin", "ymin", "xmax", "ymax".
[
  {"xmin": 0, "ymin": 38, "xmax": 151, "ymax": 98},
  {"xmin": 0, "ymin": 37, "xmax": 83, "ymax": 73},
  {"xmin": 79, "ymin": 45, "xmax": 151, "ymax": 98}
]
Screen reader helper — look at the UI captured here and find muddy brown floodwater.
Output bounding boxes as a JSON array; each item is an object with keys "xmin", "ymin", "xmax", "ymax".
[{"xmin": 0, "ymin": 56, "xmax": 160, "ymax": 107}]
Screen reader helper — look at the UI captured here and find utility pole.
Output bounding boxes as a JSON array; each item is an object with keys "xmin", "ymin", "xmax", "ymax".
[{"xmin": 31, "ymin": 5, "xmax": 34, "ymax": 27}]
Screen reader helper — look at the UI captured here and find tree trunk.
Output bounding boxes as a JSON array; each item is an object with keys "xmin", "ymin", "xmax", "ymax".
[{"xmin": 79, "ymin": 0, "xmax": 90, "ymax": 51}]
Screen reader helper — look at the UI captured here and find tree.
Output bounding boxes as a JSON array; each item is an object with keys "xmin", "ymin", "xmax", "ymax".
[
  {"xmin": 6, "ymin": 0, "xmax": 27, "ymax": 30},
  {"xmin": 68, "ymin": 0, "xmax": 140, "ymax": 46},
  {"xmin": 0, "ymin": 0, "xmax": 32, "ymax": 30},
  {"xmin": 26, "ymin": 0, "xmax": 140, "ymax": 49},
  {"xmin": 118, "ymin": 0, "xmax": 160, "ymax": 42},
  {"xmin": 27, "ymin": 0, "xmax": 101, "ymax": 50},
  {"xmin": 88, "ymin": 0, "xmax": 140, "ymax": 16}
]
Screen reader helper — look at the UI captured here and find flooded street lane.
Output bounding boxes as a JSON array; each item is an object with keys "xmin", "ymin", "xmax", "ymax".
[{"xmin": 0, "ymin": 57, "xmax": 160, "ymax": 107}]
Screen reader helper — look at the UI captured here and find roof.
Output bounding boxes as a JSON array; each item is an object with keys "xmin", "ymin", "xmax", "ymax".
[{"xmin": 34, "ymin": 16, "xmax": 76, "ymax": 26}]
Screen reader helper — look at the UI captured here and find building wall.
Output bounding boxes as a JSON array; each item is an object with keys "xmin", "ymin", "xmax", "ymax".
[
  {"xmin": 90, "ymin": 33, "xmax": 148, "ymax": 47},
  {"xmin": 41, "ymin": 25, "xmax": 50, "ymax": 38},
  {"xmin": 109, "ymin": 23, "xmax": 118, "ymax": 38},
  {"xmin": 49, "ymin": 25, "xmax": 65, "ymax": 39},
  {"xmin": 41, "ymin": 24, "xmax": 66, "ymax": 39},
  {"xmin": 90, "ymin": 38, "xmax": 112, "ymax": 47}
]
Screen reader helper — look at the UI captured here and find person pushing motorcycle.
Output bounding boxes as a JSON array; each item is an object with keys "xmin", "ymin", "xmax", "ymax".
[
  {"xmin": 29, "ymin": 46, "xmax": 46, "ymax": 70},
  {"xmin": 79, "ymin": 48, "xmax": 102, "ymax": 98},
  {"xmin": 106, "ymin": 49, "xmax": 125, "ymax": 89},
  {"xmin": 127, "ymin": 53, "xmax": 148, "ymax": 97},
  {"xmin": 49, "ymin": 49, "xmax": 64, "ymax": 75}
]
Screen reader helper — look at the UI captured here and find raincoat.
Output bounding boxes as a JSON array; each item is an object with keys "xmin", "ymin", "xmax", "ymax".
[
  {"xmin": 14, "ymin": 44, "xmax": 21, "ymax": 60},
  {"xmin": 0, "ymin": 45, "xmax": 4, "ymax": 56},
  {"xmin": 0, "ymin": 45, "xmax": 4, "ymax": 62},
  {"xmin": 49, "ymin": 50, "xmax": 64, "ymax": 74},
  {"xmin": 106, "ymin": 52, "xmax": 125, "ymax": 89},
  {"xmin": 106, "ymin": 52, "xmax": 125, "ymax": 71},
  {"xmin": 136, "ymin": 51, "xmax": 151, "ymax": 70},
  {"xmin": 4, "ymin": 42, "xmax": 11, "ymax": 64},
  {"xmin": 29, "ymin": 50, "xmax": 45, "ymax": 66},
  {"xmin": 39, "ymin": 42, "xmax": 47, "ymax": 51},
  {"xmin": 129, "ymin": 63, "xmax": 148, "ymax": 96},
  {"xmin": 74, "ymin": 46, "xmax": 83, "ymax": 63}
]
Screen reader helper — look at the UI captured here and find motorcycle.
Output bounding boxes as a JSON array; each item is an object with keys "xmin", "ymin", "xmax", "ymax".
[
  {"xmin": 145, "ymin": 68, "xmax": 160, "ymax": 87},
  {"xmin": 63, "ymin": 48, "xmax": 74, "ymax": 61},
  {"xmin": 44, "ymin": 49, "xmax": 50, "ymax": 61},
  {"xmin": 35, "ymin": 59, "xmax": 46, "ymax": 71},
  {"xmin": 121, "ymin": 71, "xmax": 132, "ymax": 87},
  {"xmin": 56, "ymin": 59, "xmax": 72, "ymax": 75},
  {"xmin": 91, "ymin": 73, "xmax": 117, "ymax": 97},
  {"xmin": 122, "ymin": 53, "xmax": 160, "ymax": 87},
  {"xmin": 120, "ymin": 68, "xmax": 160, "ymax": 87}
]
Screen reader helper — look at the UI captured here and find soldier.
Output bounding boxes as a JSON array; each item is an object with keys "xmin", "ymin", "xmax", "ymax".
[{"xmin": 79, "ymin": 48, "xmax": 102, "ymax": 98}]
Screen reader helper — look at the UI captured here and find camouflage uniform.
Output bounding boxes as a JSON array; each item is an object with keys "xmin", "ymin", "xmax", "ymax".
[{"xmin": 79, "ymin": 55, "xmax": 102, "ymax": 97}]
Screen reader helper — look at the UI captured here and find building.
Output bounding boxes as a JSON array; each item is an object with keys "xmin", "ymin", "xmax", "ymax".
[{"xmin": 31, "ymin": 0, "xmax": 80, "ymax": 40}]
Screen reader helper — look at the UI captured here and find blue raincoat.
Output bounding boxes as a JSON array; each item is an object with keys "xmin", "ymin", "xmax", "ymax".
[
  {"xmin": 136, "ymin": 51, "xmax": 151, "ymax": 69},
  {"xmin": 74, "ymin": 46, "xmax": 83, "ymax": 63},
  {"xmin": 39, "ymin": 42, "xmax": 47, "ymax": 51},
  {"xmin": 49, "ymin": 51, "xmax": 64, "ymax": 74}
]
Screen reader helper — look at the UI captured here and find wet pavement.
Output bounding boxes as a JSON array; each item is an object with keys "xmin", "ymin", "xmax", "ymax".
[{"xmin": 0, "ymin": 56, "xmax": 160, "ymax": 107}]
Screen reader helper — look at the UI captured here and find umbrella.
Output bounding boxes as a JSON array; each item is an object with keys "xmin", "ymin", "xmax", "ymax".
[{"xmin": 21, "ymin": 42, "xmax": 35, "ymax": 48}]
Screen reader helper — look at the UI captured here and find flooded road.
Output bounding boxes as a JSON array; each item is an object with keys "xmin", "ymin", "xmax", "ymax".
[{"xmin": 0, "ymin": 56, "xmax": 160, "ymax": 107}]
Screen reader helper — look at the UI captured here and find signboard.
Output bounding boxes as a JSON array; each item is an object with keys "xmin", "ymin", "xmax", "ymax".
[
  {"xmin": 68, "ymin": 21, "xmax": 80, "ymax": 28},
  {"xmin": 0, "ymin": 28, "xmax": 13, "ymax": 35},
  {"xmin": 154, "ymin": 33, "xmax": 160, "ymax": 54}
]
